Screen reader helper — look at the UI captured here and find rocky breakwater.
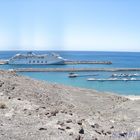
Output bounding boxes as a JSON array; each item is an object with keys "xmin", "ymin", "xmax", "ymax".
[{"xmin": 0, "ymin": 70, "xmax": 140, "ymax": 140}]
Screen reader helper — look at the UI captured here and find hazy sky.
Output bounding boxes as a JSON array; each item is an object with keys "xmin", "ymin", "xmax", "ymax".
[{"xmin": 0, "ymin": 0, "xmax": 140, "ymax": 51}]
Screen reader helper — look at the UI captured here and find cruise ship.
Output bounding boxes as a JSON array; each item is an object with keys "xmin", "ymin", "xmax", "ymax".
[{"xmin": 8, "ymin": 52, "xmax": 65, "ymax": 65}]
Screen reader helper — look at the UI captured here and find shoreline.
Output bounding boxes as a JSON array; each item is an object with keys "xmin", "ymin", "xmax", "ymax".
[
  {"xmin": 17, "ymin": 71, "xmax": 140, "ymax": 101},
  {"xmin": 0, "ymin": 70, "xmax": 140, "ymax": 140},
  {"xmin": 19, "ymin": 72, "xmax": 140, "ymax": 100},
  {"xmin": 125, "ymin": 95, "xmax": 140, "ymax": 100}
]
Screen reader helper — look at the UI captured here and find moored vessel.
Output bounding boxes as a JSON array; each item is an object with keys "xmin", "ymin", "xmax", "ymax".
[{"xmin": 8, "ymin": 52, "xmax": 65, "ymax": 65}]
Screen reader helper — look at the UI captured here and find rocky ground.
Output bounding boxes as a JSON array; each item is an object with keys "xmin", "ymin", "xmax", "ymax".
[{"xmin": 0, "ymin": 70, "xmax": 140, "ymax": 140}]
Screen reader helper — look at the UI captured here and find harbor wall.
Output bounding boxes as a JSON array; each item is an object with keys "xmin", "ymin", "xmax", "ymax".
[
  {"xmin": 13, "ymin": 68, "xmax": 140, "ymax": 72},
  {"xmin": 0, "ymin": 60, "xmax": 112, "ymax": 65}
]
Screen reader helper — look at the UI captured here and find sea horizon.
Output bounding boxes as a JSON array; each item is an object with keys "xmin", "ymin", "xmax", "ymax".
[{"xmin": 0, "ymin": 50, "xmax": 140, "ymax": 53}]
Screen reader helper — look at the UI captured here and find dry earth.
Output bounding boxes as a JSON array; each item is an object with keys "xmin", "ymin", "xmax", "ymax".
[{"xmin": 0, "ymin": 70, "xmax": 140, "ymax": 140}]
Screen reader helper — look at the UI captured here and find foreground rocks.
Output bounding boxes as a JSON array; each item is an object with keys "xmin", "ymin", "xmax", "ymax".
[{"xmin": 0, "ymin": 70, "xmax": 140, "ymax": 140}]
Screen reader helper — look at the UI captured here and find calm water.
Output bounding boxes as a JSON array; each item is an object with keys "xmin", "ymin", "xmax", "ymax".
[{"xmin": 0, "ymin": 51, "xmax": 140, "ymax": 95}]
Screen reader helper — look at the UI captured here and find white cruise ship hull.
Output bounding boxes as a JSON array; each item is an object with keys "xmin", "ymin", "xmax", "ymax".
[
  {"xmin": 8, "ymin": 52, "xmax": 65, "ymax": 65},
  {"xmin": 8, "ymin": 59, "xmax": 65, "ymax": 65}
]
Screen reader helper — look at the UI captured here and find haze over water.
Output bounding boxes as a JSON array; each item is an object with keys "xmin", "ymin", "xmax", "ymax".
[{"xmin": 0, "ymin": 0, "xmax": 140, "ymax": 52}]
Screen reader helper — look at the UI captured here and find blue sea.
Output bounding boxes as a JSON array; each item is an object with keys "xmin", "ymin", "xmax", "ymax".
[{"xmin": 0, "ymin": 51, "xmax": 140, "ymax": 95}]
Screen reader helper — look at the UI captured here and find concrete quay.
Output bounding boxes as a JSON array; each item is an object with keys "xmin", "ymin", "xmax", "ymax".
[
  {"xmin": 13, "ymin": 68, "xmax": 140, "ymax": 72},
  {"xmin": 0, "ymin": 60, "xmax": 112, "ymax": 65},
  {"xmin": 64, "ymin": 61, "xmax": 112, "ymax": 64}
]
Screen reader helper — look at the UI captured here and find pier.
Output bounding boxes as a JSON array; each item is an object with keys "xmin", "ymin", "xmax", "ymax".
[
  {"xmin": 12, "ymin": 68, "xmax": 140, "ymax": 72},
  {"xmin": 0, "ymin": 60, "xmax": 112, "ymax": 65},
  {"xmin": 87, "ymin": 78, "xmax": 140, "ymax": 81},
  {"xmin": 64, "ymin": 61, "xmax": 112, "ymax": 65}
]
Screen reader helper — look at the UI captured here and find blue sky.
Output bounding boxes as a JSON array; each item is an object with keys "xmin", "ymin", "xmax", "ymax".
[{"xmin": 0, "ymin": 0, "xmax": 140, "ymax": 51}]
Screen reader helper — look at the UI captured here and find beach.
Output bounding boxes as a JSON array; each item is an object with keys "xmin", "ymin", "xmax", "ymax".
[
  {"xmin": 126, "ymin": 95, "xmax": 140, "ymax": 101},
  {"xmin": 0, "ymin": 70, "xmax": 140, "ymax": 140}
]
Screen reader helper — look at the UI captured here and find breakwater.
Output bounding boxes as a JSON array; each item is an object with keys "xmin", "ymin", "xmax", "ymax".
[
  {"xmin": 12, "ymin": 68, "xmax": 140, "ymax": 72},
  {"xmin": 64, "ymin": 61, "xmax": 112, "ymax": 64},
  {"xmin": 0, "ymin": 60, "xmax": 112, "ymax": 65},
  {"xmin": 87, "ymin": 78, "xmax": 140, "ymax": 81}
]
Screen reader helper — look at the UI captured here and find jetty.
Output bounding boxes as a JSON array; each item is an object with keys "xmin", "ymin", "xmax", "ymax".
[
  {"xmin": 12, "ymin": 68, "xmax": 140, "ymax": 72},
  {"xmin": 64, "ymin": 60, "xmax": 112, "ymax": 65},
  {"xmin": 0, "ymin": 60, "xmax": 112, "ymax": 65},
  {"xmin": 87, "ymin": 78, "xmax": 140, "ymax": 81}
]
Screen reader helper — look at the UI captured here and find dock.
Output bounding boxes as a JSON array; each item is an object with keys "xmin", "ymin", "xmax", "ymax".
[
  {"xmin": 87, "ymin": 78, "xmax": 140, "ymax": 81},
  {"xmin": 12, "ymin": 68, "xmax": 140, "ymax": 72},
  {"xmin": 64, "ymin": 61, "xmax": 112, "ymax": 65},
  {"xmin": 0, "ymin": 60, "xmax": 112, "ymax": 65}
]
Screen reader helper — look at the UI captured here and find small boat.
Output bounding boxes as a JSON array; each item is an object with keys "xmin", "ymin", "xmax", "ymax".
[
  {"xmin": 108, "ymin": 78, "xmax": 118, "ymax": 80},
  {"xmin": 112, "ymin": 73, "xmax": 140, "ymax": 78},
  {"xmin": 130, "ymin": 78, "xmax": 136, "ymax": 80},
  {"xmin": 133, "ymin": 73, "xmax": 139, "ymax": 76},
  {"xmin": 68, "ymin": 73, "xmax": 78, "ymax": 78},
  {"xmin": 122, "ymin": 78, "xmax": 128, "ymax": 81},
  {"xmin": 87, "ymin": 78, "xmax": 96, "ymax": 81},
  {"xmin": 111, "ymin": 74, "xmax": 118, "ymax": 77}
]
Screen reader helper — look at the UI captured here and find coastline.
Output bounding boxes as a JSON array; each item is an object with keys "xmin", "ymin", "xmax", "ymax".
[
  {"xmin": 0, "ymin": 70, "xmax": 140, "ymax": 140},
  {"xmin": 126, "ymin": 95, "xmax": 140, "ymax": 100},
  {"xmin": 18, "ymin": 71, "xmax": 140, "ymax": 100}
]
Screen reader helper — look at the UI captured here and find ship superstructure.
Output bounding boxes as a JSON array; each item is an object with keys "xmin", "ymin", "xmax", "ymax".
[{"xmin": 8, "ymin": 52, "xmax": 65, "ymax": 65}]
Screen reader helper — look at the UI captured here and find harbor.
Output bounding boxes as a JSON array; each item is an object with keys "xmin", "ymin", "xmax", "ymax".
[
  {"xmin": 1, "ymin": 1, "xmax": 140, "ymax": 139},
  {"xmin": 0, "ymin": 52, "xmax": 140, "ymax": 95}
]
